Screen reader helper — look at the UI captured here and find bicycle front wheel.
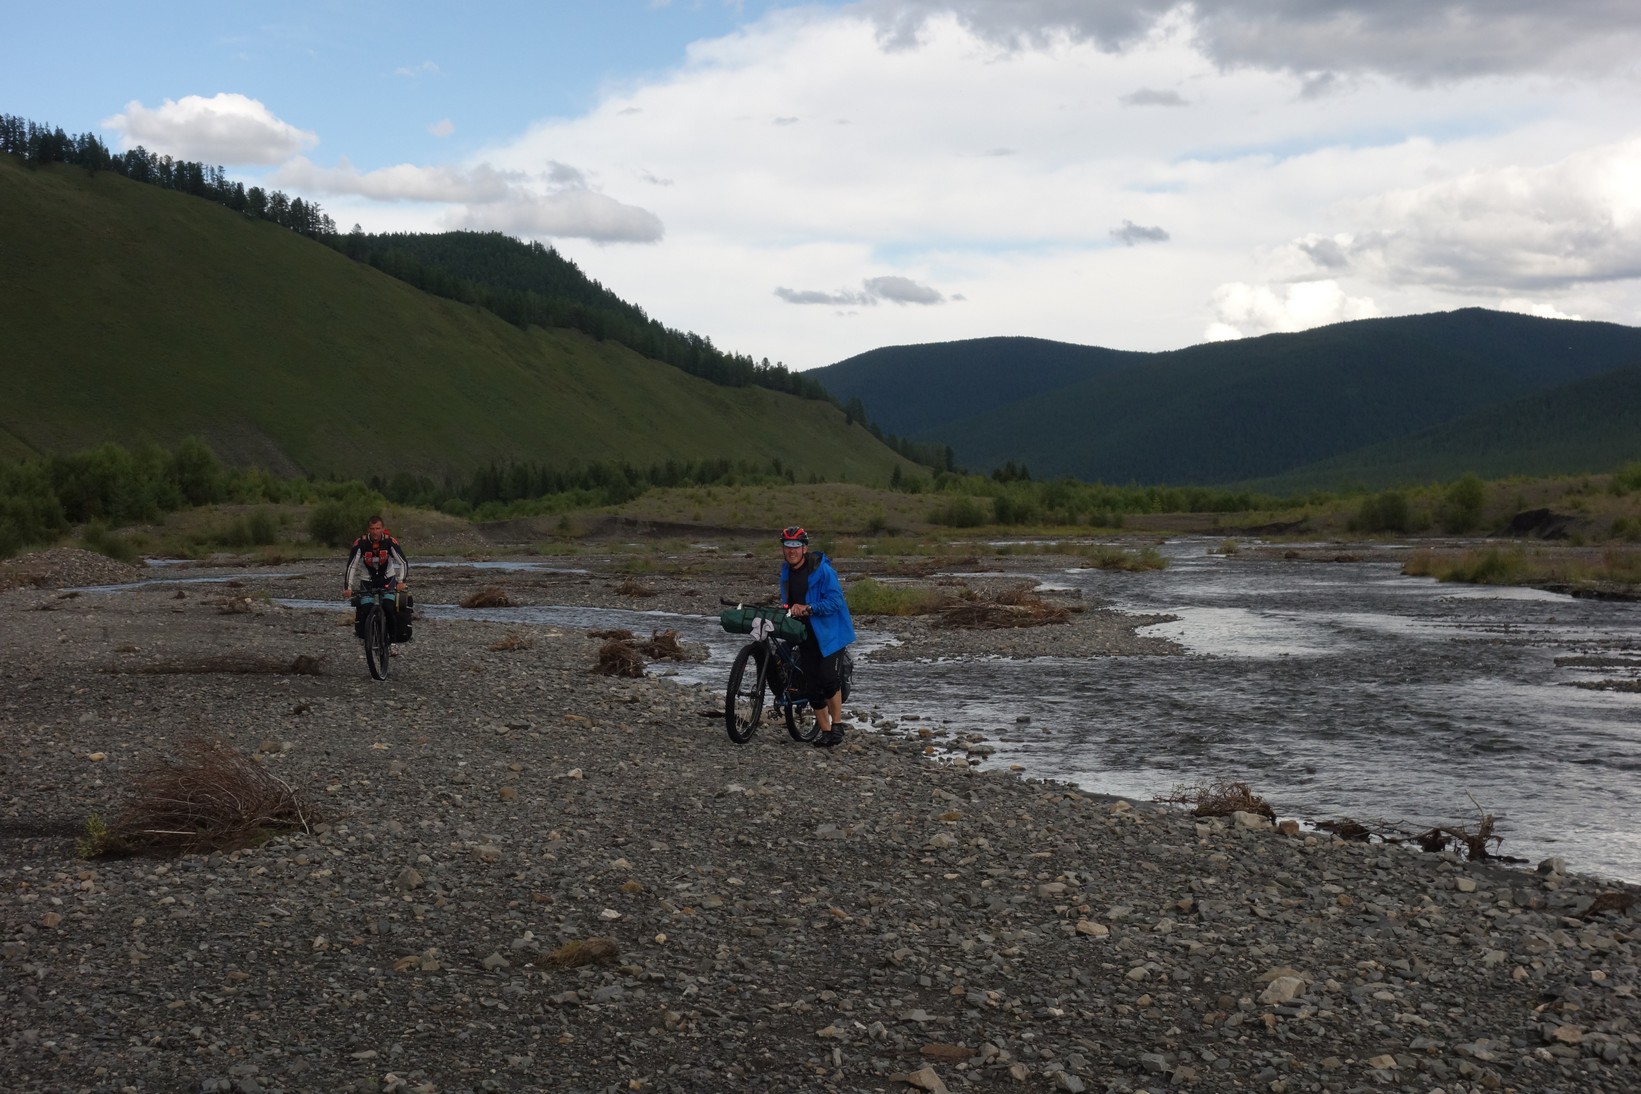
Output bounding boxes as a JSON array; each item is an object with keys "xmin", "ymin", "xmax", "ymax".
[
  {"xmin": 365, "ymin": 606, "xmax": 391, "ymax": 680},
  {"xmin": 725, "ymin": 644, "xmax": 765, "ymax": 743}
]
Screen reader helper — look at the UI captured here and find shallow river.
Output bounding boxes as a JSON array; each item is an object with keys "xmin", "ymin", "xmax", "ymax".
[
  {"xmin": 123, "ymin": 542, "xmax": 1635, "ymax": 884},
  {"xmin": 895, "ymin": 541, "xmax": 1641, "ymax": 886}
]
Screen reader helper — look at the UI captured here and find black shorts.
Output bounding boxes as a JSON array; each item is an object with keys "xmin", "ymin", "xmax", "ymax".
[{"xmin": 799, "ymin": 639, "xmax": 847, "ymax": 705}]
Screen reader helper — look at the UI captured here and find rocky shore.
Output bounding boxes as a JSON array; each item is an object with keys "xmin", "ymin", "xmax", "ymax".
[{"xmin": 2, "ymin": 550, "xmax": 1637, "ymax": 1094}]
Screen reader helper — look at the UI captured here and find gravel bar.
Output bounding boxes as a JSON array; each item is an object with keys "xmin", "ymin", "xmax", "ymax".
[{"xmin": 2, "ymin": 551, "xmax": 1637, "ymax": 1094}]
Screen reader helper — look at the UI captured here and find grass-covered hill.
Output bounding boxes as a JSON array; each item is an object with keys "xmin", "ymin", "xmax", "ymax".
[
  {"xmin": 0, "ymin": 155, "xmax": 907, "ymax": 484},
  {"xmin": 810, "ymin": 312, "xmax": 1641, "ymax": 487}
]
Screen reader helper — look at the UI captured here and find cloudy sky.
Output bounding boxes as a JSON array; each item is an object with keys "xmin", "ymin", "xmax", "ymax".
[{"xmin": 7, "ymin": 1, "xmax": 1640, "ymax": 369}]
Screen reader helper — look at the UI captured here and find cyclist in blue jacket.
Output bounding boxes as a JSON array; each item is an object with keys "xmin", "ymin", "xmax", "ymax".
[{"xmin": 779, "ymin": 525, "xmax": 856, "ymax": 748}]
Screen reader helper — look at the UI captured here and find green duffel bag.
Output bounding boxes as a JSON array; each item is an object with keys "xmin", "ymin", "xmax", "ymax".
[{"xmin": 719, "ymin": 606, "xmax": 807, "ymax": 643}]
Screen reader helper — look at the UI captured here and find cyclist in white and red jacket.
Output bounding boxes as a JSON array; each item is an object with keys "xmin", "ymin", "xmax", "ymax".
[{"xmin": 343, "ymin": 515, "xmax": 408, "ymax": 639}]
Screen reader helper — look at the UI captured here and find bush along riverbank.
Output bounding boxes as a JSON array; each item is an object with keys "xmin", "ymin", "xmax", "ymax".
[{"xmin": 1, "ymin": 555, "xmax": 1637, "ymax": 1093}]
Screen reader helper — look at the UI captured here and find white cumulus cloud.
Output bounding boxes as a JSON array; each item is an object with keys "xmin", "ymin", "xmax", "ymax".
[
  {"xmin": 1334, "ymin": 138, "xmax": 1641, "ymax": 292},
  {"xmin": 273, "ymin": 157, "xmax": 518, "ymax": 203},
  {"xmin": 102, "ymin": 93, "xmax": 316, "ymax": 165},
  {"xmin": 445, "ymin": 190, "xmax": 665, "ymax": 244},
  {"xmin": 1206, "ymin": 279, "xmax": 1379, "ymax": 340},
  {"xmin": 272, "ymin": 156, "xmax": 665, "ymax": 244}
]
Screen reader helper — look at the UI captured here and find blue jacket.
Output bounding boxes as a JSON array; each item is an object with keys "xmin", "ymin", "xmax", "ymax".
[{"xmin": 780, "ymin": 551, "xmax": 856, "ymax": 658}]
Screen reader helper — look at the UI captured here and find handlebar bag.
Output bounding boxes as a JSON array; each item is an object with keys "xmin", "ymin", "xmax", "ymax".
[{"xmin": 719, "ymin": 607, "xmax": 807, "ymax": 643}]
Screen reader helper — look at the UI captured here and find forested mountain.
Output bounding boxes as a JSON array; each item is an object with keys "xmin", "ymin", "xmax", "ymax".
[
  {"xmin": 343, "ymin": 231, "xmax": 826, "ymax": 399},
  {"xmin": 0, "ymin": 113, "xmax": 823, "ymax": 404},
  {"xmin": 1246, "ymin": 363, "xmax": 1641, "ymax": 493},
  {"xmin": 0, "ymin": 153, "xmax": 909, "ymax": 484},
  {"xmin": 811, "ymin": 312, "xmax": 1641, "ymax": 487},
  {"xmin": 809, "ymin": 337, "xmax": 1143, "ymax": 437}
]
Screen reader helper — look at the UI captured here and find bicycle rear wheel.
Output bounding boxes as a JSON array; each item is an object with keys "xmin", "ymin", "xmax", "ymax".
[
  {"xmin": 780, "ymin": 658, "xmax": 819, "ymax": 742},
  {"xmin": 725, "ymin": 644, "xmax": 765, "ymax": 743},
  {"xmin": 365, "ymin": 606, "xmax": 391, "ymax": 680}
]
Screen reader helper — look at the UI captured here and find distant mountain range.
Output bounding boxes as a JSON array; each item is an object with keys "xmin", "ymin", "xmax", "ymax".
[{"xmin": 808, "ymin": 311, "xmax": 1641, "ymax": 490}]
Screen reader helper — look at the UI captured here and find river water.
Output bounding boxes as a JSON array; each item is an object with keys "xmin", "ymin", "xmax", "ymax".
[
  {"xmin": 875, "ymin": 541, "xmax": 1641, "ymax": 886},
  {"xmin": 404, "ymin": 542, "xmax": 1641, "ymax": 885},
  {"xmin": 110, "ymin": 543, "xmax": 1641, "ymax": 884}
]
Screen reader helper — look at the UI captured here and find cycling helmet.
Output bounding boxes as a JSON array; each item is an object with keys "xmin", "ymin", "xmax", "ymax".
[{"xmin": 780, "ymin": 525, "xmax": 809, "ymax": 548}]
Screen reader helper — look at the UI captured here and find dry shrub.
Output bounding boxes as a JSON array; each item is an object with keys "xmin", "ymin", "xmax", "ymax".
[
  {"xmin": 488, "ymin": 632, "xmax": 535, "ymax": 652},
  {"xmin": 614, "ymin": 578, "xmax": 657, "ymax": 597},
  {"xmin": 934, "ymin": 585, "xmax": 1071, "ymax": 629},
  {"xmin": 595, "ymin": 638, "xmax": 645, "ymax": 677},
  {"xmin": 1154, "ymin": 779, "xmax": 1276, "ymax": 820},
  {"xmin": 86, "ymin": 736, "xmax": 318, "ymax": 857},
  {"xmin": 530, "ymin": 937, "xmax": 619, "ymax": 969},
  {"xmin": 111, "ymin": 654, "xmax": 323, "ymax": 676},
  {"xmin": 587, "ymin": 628, "xmax": 635, "ymax": 641},
  {"xmin": 461, "ymin": 586, "xmax": 513, "ymax": 608}
]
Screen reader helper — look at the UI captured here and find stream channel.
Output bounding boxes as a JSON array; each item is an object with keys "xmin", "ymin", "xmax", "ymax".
[{"xmin": 116, "ymin": 542, "xmax": 1641, "ymax": 884}]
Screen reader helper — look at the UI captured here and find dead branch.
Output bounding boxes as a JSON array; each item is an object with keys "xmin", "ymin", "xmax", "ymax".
[
  {"xmin": 637, "ymin": 629, "xmax": 687, "ymax": 660},
  {"xmin": 933, "ymin": 585, "xmax": 1071, "ymax": 629},
  {"xmin": 109, "ymin": 654, "xmax": 323, "ymax": 676},
  {"xmin": 1153, "ymin": 779, "xmax": 1276, "ymax": 820}
]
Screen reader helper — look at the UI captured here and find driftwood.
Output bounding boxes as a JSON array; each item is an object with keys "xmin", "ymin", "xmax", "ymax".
[
  {"xmin": 1315, "ymin": 818, "xmax": 1376, "ymax": 842},
  {"xmin": 1153, "ymin": 779, "xmax": 1275, "ymax": 820},
  {"xmin": 460, "ymin": 586, "xmax": 513, "ymax": 608},
  {"xmin": 591, "ymin": 629, "xmax": 690, "ymax": 676},
  {"xmin": 1316, "ymin": 796, "xmax": 1521, "ymax": 864},
  {"xmin": 637, "ymin": 629, "xmax": 687, "ymax": 660},
  {"xmin": 109, "ymin": 654, "xmax": 323, "ymax": 676},
  {"xmin": 594, "ymin": 639, "xmax": 646, "ymax": 677},
  {"xmin": 934, "ymin": 586, "xmax": 1071, "ymax": 629}
]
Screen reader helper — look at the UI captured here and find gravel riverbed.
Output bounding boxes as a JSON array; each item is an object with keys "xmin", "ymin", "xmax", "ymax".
[{"xmin": 2, "ymin": 550, "xmax": 1637, "ymax": 1094}]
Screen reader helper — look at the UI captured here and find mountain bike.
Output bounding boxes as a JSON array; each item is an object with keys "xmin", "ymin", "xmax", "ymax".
[
  {"xmin": 719, "ymin": 601, "xmax": 853, "ymax": 745},
  {"xmin": 352, "ymin": 584, "xmax": 398, "ymax": 680}
]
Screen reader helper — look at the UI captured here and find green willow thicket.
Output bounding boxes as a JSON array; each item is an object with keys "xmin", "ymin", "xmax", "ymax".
[
  {"xmin": 0, "ymin": 440, "xmax": 827, "ymax": 558},
  {"xmin": 2, "ymin": 438, "xmax": 1303, "ymax": 560}
]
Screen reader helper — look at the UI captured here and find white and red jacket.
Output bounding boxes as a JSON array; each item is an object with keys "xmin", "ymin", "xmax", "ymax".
[{"xmin": 345, "ymin": 533, "xmax": 408, "ymax": 592}]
